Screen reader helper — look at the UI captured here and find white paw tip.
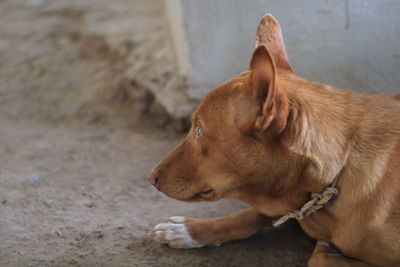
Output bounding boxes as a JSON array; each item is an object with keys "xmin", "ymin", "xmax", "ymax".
[
  {"xmin": 166, "ymin": 216, "xmax": 185, "ymax": 223},
  {"xmin": 150, "ymin": 220, "xmax": 203, "ymax": 249}
]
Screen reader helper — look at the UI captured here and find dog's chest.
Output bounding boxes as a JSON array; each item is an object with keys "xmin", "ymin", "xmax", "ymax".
[{"xmin": 298, "ymin": 210, "xmax": 338, "ymax": 242}]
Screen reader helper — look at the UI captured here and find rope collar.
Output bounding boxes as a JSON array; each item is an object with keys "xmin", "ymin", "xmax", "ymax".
[{"xmin": 273, "ymin": 168, "xmax": 343, "ymax": 228}]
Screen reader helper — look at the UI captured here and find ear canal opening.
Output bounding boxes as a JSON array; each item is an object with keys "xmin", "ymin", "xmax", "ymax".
[
  {"xmin": 249, "ymin": 45, "xmax": 289, "ymax": 134},
  {"xmin": 249, "ymin": 45, "xmax": 277, "ymax": 104}
]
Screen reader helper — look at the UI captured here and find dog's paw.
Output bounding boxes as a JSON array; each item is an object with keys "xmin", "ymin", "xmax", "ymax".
[{"xmin": 150, "ymin": 216, "xmax": 204, "ymax": 249}]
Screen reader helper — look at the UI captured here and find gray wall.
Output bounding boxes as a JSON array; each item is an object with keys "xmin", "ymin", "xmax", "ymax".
[{"xmin": 178, "ymin": 0, "xmax": 400, "ymax": 100}]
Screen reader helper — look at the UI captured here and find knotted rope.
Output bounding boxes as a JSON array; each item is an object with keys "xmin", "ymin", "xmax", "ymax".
[{"xmin": 272, "ymin": 173, "xmax": 341, "ymax": 228}]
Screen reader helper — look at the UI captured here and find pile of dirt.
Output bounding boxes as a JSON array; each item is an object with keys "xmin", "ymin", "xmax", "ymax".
[{"xmin": 0, "ymin": 0, "xmax": 189, "ymax": 130}]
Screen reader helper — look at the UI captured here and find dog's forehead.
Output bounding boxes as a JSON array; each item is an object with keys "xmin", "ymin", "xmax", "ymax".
[{"xmin": 194, "ymin": 72, "xmax": 250, "ymax": 121}]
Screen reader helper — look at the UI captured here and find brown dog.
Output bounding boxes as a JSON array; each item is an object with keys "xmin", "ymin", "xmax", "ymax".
[{"xmin": 148, "ymin": 14, "xmax": 400, "ymax": 266}]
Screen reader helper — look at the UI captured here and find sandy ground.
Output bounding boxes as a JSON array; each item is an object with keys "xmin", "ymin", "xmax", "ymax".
[
  {"xmin": 0, "ymin": 117, "xmax": 314, "ymax": 266},
  {"xmin": 0, "ymin": 0, "xmax": 314, "ymax": 266}
]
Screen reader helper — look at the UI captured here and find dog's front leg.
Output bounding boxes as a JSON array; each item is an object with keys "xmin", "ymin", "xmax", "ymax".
[{"xmin": 150, "ymin": 208, "xmax": 270, "ymax": 249}]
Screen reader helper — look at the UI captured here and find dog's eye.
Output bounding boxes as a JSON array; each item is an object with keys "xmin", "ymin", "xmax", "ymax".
[{"xmin": 194, "ymin": 125, "xmax": 202, "ymax": 136}]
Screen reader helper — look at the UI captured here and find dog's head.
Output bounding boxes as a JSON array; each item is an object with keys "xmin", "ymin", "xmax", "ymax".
[{"xmin": 148, "ymin": 15, "xmax": 299, "ymax": 203}]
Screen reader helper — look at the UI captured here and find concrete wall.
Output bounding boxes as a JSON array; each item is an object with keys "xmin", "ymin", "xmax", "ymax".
[{"xmin": 168, "ymin": 0, "xmax": 400, "ymax": 105}]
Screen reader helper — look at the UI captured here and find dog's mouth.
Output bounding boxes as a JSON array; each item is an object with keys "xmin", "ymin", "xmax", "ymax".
[
  {"xmin": 196, "ymin": 187, "xmax": 215, "ymax": 199},
  {"xmin": 173, "ymin": 187, "xmax": 217, "ymax": 202}
]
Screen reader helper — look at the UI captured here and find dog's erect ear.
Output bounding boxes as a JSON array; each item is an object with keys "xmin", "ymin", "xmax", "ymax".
[
  {"xmin": 249, "ymin": 45, "xmax": 288, "ymax": 134},
  {"xmin": 255, "ymin": 14, "xmax": 292, "ymax": 71}
]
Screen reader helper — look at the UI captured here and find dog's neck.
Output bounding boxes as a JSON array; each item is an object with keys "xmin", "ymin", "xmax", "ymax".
[{"xmin": 280, "ymin": 71, "xmax": 357, "ymax": 192}]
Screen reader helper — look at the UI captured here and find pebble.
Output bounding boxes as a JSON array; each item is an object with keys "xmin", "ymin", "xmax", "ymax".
[
  {"xmin": 117, "ymin": 224, "xmax": 129, "ymax": 230},
  {"xmin": 56, "ymin": 230, "xmax": 63, "ymax": 238},
  {"xmin": 84, "ymin": 202, "xmax": 94, "ymax": 208},
  {"xmin": 26, "ymin": 174, "xmax": 41, "ymax": 185},
  {"xmin": 92, "ymin": 230, "xmax": 104, "ymax": 238}
]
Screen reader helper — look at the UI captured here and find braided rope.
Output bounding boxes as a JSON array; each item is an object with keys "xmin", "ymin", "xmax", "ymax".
[{"xmin": 273, "ymin": 185, "xmax": 339, "ymax": 227}]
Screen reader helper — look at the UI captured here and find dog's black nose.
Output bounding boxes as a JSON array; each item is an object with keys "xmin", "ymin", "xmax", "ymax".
[{"xmin": 147, "ymin": 170, "xmax": 159, "ymax": 188}]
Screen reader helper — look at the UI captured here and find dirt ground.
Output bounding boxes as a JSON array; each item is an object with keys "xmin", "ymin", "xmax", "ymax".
[
  {"xmin": 0, "ymin": 117, "xmax": 314, "ymax": 267},
  {"xmin": 0, "ymin": 0, "xmax": 314, "ymax": 266}
]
